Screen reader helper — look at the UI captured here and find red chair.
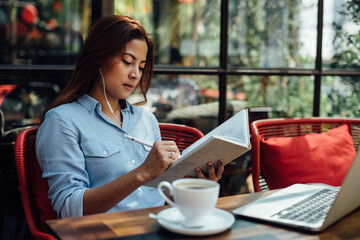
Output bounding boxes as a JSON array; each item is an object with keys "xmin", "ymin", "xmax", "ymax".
[
  {"xmin": 14, "ymin": 123, "xmax": 203, "ymax": 239},
  {"xmin": 250, "ymin": 118, "xmax": 360, "ymax": 192},
  {"xmin": 158, "ymin": 123, "xmax": 204, "ymax": 153},
  {"xmin": 14, "ymin": 126, "xmax": 56, "ymax": 240}
]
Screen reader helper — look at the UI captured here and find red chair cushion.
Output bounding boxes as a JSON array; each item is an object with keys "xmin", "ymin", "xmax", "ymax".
[
  {"xmin": 30, "ymin": 140, "xmax": 57, "ymax": 232},
  {"xmin": 260, "ymin": 123, "xmax": 356, "ymax": 189}
]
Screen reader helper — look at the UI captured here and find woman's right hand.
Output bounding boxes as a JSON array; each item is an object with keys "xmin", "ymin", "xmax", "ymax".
[{"xmin": 138, "ymin": 141, "xmax": 180, "ymax": 181}]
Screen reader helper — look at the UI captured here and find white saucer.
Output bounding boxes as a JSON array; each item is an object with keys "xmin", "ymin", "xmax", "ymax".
[{"xmin": 156, "ymin": 207, "xmax": 235, "ymax": 236}]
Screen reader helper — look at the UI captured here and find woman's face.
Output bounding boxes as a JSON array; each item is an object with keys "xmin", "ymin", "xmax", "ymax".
[{"xmin": 100, "ymin": 39, "xmax": 148, "ymax": 101}]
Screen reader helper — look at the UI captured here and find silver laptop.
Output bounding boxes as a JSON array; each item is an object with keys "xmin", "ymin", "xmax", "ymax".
[{"xmin": 232, "ymin": 149, "xmax": 360, "ymax": 232}]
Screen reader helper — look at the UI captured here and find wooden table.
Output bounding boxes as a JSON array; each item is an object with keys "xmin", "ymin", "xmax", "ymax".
[{"xmin": 46, "ymin": 190, "xmax": 360, "ymax": 239}]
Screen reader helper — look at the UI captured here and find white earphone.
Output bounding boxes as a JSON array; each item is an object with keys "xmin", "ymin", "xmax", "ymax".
[
  {"xmin": 99, "ymin": 68, "xmax": 149, "ymax": 156},
  {"xmin": 99, "ymin": 68, "xmax": 122, "ymax": 124}
]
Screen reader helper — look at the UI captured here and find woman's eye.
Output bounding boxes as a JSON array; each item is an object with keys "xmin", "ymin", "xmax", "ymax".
[
  {"xmin": 139, "ymin": 67, "xmax": 145, "ymax": 72},
  {"xmin": 122, "ymin": 60, "xmax": 131, "ymax": 65}
]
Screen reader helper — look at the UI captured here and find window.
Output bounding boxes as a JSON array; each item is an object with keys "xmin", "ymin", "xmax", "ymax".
[
  {"xmin": 323, "ymin": 0, "xmax": 360, "ymax": 70},
  {"xmin": 321, "ymin": 76, "xmax": 360, "ymax": 117},
  {"xmin": 114, "ymin": 0, "xmax": 359, "ymax": 195},
  {"xmin": 228, "ymin": 0, "xmax": 318, "ymax": 69},
  {"xmin": 0, "ymin": 0, "xmax": 91, "ymax": 65},
  {"xmin": 0, "ymin": 73, "xmax": 69, "ymax": 131},
  {"xmin": 0, "ymin": 0, "xmax": 91, "ymax": 130},
  {"xmin": 115, "ymin": 0, "xmax": 359, "ymax": 134},
  {"xmin": 1, "ymin": 0, "xmax": 359, "ymax": 135},
  {"xmin": 227, "ymin": 75, "xmax": 314, "ymax": 119}
]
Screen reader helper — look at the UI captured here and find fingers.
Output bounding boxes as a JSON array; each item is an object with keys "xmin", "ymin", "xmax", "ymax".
[
  {"xmin": 167, "ymin": 151, "xmax": 177, "ymax": 162},
  {"xmin": 216, "ymin": 160, "xmax": 224, "ymax": 180},
  {"xmin": 194, "ymin": 168, "xmax": 206, "ymax": 179},
  {"xmin": 152, "ymin": 141, "xmax": 180, "ymax": 160},
  {"xmin": 156, "ymin": 141, "xmax": 179, "ymax": 153},
  {"xmin": 193, "ymin": 160, "xmax": 224, "ymax": 182},
  {"xmin": 158, "ymin": 140, "xmax": 178, "ymax": 148},
  {"xmin": 206, "ymin": 162, "xmax": 216, "ymax": 180},
  {"xmin": 168, "ymin": 150, "xmax": 180, "ymax": 160},
  {"xmin": 162, "ymin": 141, "xmax": 180, "ymax": 161},
  {"xmin": 141, "ymin": 141, "xmax": 180, "ymax": 180}
]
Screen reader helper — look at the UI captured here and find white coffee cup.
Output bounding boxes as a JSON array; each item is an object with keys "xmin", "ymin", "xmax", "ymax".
[{"xmin": 157, "ymin": 178, "xmax": 220, "ymax": 227}]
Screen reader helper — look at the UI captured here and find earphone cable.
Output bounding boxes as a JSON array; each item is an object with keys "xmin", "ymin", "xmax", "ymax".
[
  {"xmin": 100, "ymin": 69, "xmax": 123, "ymax": 125},
  {"xmin": 99, "ymin": 69, "xmax": 149, "ymax": 157}
]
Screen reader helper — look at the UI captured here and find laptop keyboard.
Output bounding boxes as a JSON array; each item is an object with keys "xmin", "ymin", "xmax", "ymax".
[{"xmin": 272, "ymin": 188, "xmax": 340, "ymax": 224}]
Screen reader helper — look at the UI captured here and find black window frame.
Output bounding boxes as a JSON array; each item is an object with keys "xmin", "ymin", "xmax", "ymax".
[{"xmin": 1, "ymin": 0, "xmax": 359, "ymax": 125}]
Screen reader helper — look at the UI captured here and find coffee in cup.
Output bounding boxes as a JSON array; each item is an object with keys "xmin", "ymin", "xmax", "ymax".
[{"xmin": 157, "ymin": 178, "xmax": 220, "ymax": 227}]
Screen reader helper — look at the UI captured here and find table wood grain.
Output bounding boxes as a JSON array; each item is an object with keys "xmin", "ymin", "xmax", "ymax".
[{"xmin": 46, "ymin": 190, "xmax": 360, "ymax": 240}]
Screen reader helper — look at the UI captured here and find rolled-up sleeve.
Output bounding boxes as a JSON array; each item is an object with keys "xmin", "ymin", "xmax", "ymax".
[{"xmin": 36, "ymin": 110, "xmax": 89, "ymax": 218}]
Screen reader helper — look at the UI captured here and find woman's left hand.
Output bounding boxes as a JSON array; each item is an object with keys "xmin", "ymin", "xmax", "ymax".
[{"xmin": 194, "ymin": 160, "xmax": 224, "ymax": 182}]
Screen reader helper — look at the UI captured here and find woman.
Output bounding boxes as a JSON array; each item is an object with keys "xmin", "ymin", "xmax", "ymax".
[{"xmin": 36, "ymin": 15, "xmax": 224, "ymax": 218}]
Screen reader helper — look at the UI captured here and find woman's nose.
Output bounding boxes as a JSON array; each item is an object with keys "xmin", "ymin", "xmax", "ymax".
[{"xmin": 129, "ymin": 68, "xmax": 140, "ymax": 80}]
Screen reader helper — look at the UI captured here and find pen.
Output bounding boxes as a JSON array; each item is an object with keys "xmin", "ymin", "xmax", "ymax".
[{"xmin": 124, "ymin": 134, "xmax": 153, "ymax": 148}]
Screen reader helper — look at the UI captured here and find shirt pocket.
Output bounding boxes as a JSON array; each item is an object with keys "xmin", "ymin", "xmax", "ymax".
[{"xmin": 81, "ymin": 141, "xmax": 121, "ymax": 158}]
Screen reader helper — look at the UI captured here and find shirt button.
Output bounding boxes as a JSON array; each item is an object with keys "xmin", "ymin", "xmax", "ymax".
[
  {"xmin": 103, "ymin": 150, "xmax": 108, "ymax": 155},
  {"xmin": 131, "ymin": 160, "xmax": 135, "ymax": 164}
]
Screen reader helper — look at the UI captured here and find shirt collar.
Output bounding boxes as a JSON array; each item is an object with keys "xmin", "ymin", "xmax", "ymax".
[
  {"xmin": 119, "ymin": 99, "xmax": 134, "ymax": 113},
  {"xmin": 77, "ymin": 94, "xmax": 134, "ymax": 113}
]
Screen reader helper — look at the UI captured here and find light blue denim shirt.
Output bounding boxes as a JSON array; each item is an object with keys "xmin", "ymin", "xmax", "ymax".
[{"xmin": 36, "ymin": 94, "xmax": 164, "ymax": 218}]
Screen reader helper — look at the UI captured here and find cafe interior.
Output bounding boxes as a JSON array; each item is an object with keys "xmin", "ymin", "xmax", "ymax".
[{"xmin": 1, "ymin": 0, "xmax": 360, "ymax": 239}]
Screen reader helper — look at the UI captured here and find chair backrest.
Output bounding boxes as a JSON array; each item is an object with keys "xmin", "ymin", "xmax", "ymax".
[
  {"xmin": 14, "ymin": 126, "xmax": 56, "ymax": 240},
  {"xmin": 14, "ymin": 123, "xmax": 203, "ymax": 239},
  {"xmin": 250, "ymin": 118, "xmax": 360, "ymax": 192},
  {"xmin": 158, "ymin": 123, "xmax": 204, "ymax": 153}
]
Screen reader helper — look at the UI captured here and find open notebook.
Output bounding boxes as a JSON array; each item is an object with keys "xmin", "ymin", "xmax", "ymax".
[
  {"xmin": 145, "ymin": 109, "xmax": 251, "ymax": 187},
  {"xmin": 233, "ymin": 147, "xmax": 360, "ymax": 232}
]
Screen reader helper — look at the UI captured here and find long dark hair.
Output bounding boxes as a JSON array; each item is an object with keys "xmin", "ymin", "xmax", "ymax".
[{"xmin": 40, "ymin": 15, "xmax": 154, "ymax": 123}]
